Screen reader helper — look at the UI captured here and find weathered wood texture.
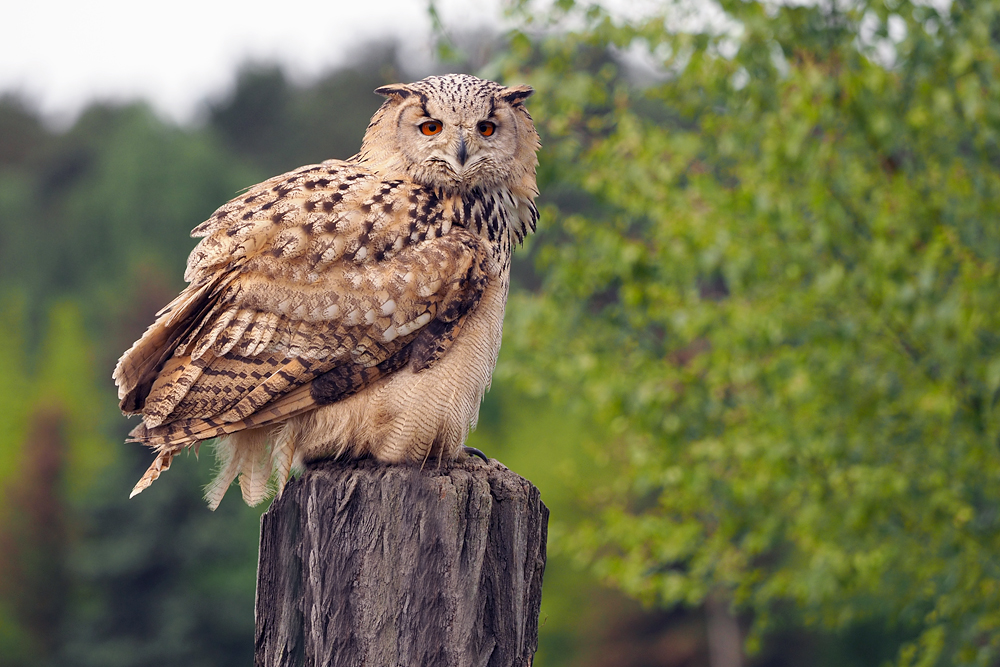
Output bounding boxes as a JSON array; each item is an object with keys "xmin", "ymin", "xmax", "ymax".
[{"xmin": 255, "ymin": 458, "xmax": 548, "ymax": 667}]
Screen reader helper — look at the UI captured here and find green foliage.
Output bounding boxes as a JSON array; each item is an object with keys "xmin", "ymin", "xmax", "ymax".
[
  {"xmin": 34, "ymin": 303, "xmax": 109, "ymax": 495},
  {"xmin": 207, "ymin": 55, "xmax": 397, "ymax": 175},
  {"xmin": 0, "ymin": 95, "xmax": 270, "ymax": 665},
  {"xmin": 0, "ymin": 300, "xmax": 126, "ymax": 663},
  {"xmin": 0, "ymin": 294, "xmax": 30, "ymax": 490},
  {"xmin": 497, "ymin": 0, "xmax": 1000, "ymax": 663},
  {"xmin": 57, "ymin": 444, "xmax": 261, "ymax": 667},
  {"xmin": 9, "ymin": 9, "xmax": 1000, "ymax": 661}
]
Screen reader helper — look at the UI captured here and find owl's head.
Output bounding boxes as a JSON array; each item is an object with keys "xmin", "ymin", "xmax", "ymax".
[{"xmin": 357, "ymin": 74, "xmax": 539, "ymax": 196}]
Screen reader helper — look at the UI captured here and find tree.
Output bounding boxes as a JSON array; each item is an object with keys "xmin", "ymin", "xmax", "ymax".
[
  {"xmin": 0, "ymin": 99, "xmax": 266, "ymax": 666},
  {"xmin": 496, "ymin": 0, "xmax": 1000, "ymax": 663},
  {"xmin": 206, "ymin": 49, "xmax": 398, "ymax": 175}
]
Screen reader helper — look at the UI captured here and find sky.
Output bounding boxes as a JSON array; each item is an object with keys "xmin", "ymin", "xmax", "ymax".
[{"xmin": 2, "ymin": 0, "xmax": 507, "ymax": 126}]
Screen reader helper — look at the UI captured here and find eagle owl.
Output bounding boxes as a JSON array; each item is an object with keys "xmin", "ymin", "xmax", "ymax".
[{"xmin": 114, "ymin": 74, "xmax": 540, "ymax": 509}]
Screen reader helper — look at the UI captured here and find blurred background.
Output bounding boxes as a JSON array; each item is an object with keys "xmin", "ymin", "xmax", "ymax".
[{"xmin": 2, "ymin": 0, "xmax": 1000, "ymax": 665}]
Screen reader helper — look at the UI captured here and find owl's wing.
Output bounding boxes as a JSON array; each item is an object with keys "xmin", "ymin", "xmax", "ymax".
[{"xmin": 114, "ymin": 160, "xmax": 486, "ymax": 456}]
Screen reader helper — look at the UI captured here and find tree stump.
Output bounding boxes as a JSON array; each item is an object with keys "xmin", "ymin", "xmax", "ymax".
[{"xmin": 255, "ymin": 457, "xmax": 548, "ymax": 667}]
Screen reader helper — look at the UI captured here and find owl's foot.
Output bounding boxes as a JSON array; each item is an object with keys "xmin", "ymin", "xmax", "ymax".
[{"xmin": 463, "ymin": 446, "xmax": 489, "ymax": 462}]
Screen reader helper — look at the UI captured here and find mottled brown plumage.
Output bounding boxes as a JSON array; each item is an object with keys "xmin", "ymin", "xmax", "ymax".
[{"xmin": 114, "ymin": 74, "xmax": 540, "ymax": 508}]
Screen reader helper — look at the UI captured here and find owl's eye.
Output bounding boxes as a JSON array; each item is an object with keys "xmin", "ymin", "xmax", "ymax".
[
  {"xmin": 477, "ymin": 121, "xmax": 496, "ymax": 137},
  {"xmin": 420, "ymin": 121, "xmax": 442, "ymax": 136}
]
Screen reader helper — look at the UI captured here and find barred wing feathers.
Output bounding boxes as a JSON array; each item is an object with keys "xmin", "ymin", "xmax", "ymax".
[{"xmin": 114, "ymin": 161, "xmax": 488, "ymax": 496}]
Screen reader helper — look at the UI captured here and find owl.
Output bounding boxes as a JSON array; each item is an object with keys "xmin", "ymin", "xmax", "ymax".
[{"xmin": 114, "ymin": 74, "xmax": 540, "ymax": 509}]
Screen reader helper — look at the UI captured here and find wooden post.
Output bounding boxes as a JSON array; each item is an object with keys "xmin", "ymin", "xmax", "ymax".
[{"xmin": 255, "ymin": 457, "xmax": 548, "ymax": 667}]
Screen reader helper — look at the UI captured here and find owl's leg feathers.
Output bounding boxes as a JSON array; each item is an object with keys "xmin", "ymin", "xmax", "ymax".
[{"xmin": 271, "ymin": 420, "xmax": 299, "ymax": 499}]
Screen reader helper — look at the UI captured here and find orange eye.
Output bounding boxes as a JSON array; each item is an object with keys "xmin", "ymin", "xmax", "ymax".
[
  {"xmin": 420, "ymin": 120, "xmax": 442, "ymax": 136},
  {"xmin": 478, "ymin": 121, "xmax": 496, "ymax": 137}
]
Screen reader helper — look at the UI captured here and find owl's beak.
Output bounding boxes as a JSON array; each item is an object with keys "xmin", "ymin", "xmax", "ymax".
[{"xmin": 456, "ymin": 135, "xmax": 469, "ymax": 167}]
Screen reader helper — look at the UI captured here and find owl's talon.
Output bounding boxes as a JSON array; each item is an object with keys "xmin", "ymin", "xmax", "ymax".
[{"xmin": 463, "ymin": 446, "xmax": 488, "ymax": 462}]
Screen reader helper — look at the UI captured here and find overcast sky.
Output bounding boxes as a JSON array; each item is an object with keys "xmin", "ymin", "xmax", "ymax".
[{"xmin": 2, "ymin": 0, "xmax": 507, "ymax": 126}]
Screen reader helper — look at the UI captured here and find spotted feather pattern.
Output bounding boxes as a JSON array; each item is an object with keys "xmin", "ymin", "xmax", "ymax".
[
  {"xmin": 114, "ymin": 73, "xmax": 540, "ymax": 507},
  {"xmin": 118, "ymin": 162, "xmax": 490, "ymax": 427}
]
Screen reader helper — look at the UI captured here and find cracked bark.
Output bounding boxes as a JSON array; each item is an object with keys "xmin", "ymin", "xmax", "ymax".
[{"xmin": 255, "ymin": 457, "xmax": 548, "ymax": 667}]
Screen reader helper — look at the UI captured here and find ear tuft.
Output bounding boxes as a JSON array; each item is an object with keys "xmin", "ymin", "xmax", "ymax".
[
  {"xmin": 500, "ymin": 85, "xmax": 534, "ymax": 105},
  {"xmin": 374, "ymin": 84, "xmax": 413, "ymax": 100}
]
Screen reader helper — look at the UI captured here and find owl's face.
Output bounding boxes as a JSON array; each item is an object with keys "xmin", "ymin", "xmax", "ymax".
[{"xmin": 359, "ymin": 74, "xmax": 539, "ymax": 194}]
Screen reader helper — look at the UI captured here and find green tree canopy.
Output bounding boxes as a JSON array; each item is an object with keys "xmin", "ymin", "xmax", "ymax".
[{"xmin": 497, "ymin": 0, "xmax": 1000, "ymax": 663}]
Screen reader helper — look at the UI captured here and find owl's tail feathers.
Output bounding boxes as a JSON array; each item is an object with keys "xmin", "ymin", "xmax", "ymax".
[
  {"xmin": 129, "ymin": 448, "xmax": 176, "ymax": 499},
  {"xmin": 128, "ymin": 383, "xmax": 317, "ymax": 507}
]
